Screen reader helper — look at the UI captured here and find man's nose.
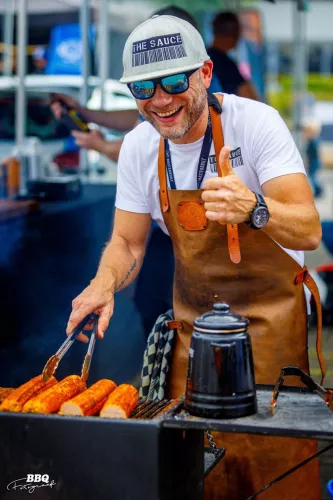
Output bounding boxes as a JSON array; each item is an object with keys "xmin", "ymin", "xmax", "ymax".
[{"xmin": 151, "ymin": 84, "xmax": 173, "ymax": 107}]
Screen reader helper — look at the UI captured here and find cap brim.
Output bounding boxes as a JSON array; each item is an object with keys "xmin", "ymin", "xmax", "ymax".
[{"xmin": 119, "ymin": 62, "xmax": 205, "ymax": 84}]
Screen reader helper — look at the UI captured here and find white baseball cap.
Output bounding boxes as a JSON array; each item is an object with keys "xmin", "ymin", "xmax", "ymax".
[{"xmin": 120, "ymin": 15, "xmax": 210, "ymax": 84}]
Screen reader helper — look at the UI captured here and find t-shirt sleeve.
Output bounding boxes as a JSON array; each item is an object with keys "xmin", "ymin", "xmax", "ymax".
[
  {"xmin": 251, "ymin": 108, "xmax": 306, "ymax": 186},
  {"xmin": 115, "ymin": 135, "xmax": 150, "ymax": 213}
]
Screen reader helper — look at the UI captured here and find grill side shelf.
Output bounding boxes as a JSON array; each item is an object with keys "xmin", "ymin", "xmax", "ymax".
[{"xmin": 160, "ymin": 386, "xmax": 333, "ymax": 440}]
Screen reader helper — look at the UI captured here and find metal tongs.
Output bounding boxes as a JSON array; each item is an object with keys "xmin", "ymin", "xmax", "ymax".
[
  {"xmin": 42, "ymin": 313, "xmax": 98, "ymax": 384},
  {"xmin": 270, "ymin": 365, "xmax": 333, "ymax": 415}
]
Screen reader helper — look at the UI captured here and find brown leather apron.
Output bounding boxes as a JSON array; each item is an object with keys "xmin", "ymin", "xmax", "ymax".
[{"xmin": 157, "ymin": 96, "xmax": 325, "ymax": 500}]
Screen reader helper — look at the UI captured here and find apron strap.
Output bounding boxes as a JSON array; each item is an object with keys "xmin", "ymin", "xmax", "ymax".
[
  {"xmin": 158, "ymin": 138, "xmax": 170, "ymax": 213},
  {"xmin": 210, "ymin": 94, "xmax": 241, "ymax": 264},
  {"xmin": 295, "ymin": 266, "xmax": 326, "ymax": 384}
]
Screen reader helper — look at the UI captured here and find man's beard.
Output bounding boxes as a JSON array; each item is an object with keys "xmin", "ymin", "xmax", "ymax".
[{"xmin": 140, "ymin": 83, "xmax": 207, "ymax": 140}]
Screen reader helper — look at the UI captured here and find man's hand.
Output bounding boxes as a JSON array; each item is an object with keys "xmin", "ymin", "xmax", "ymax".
[
  {"xmin": 72, "ymin": 130, "xmax": 106, "ymax": 153},
  {"xmin": 202, "ymin": 146, "xmax": 256, "ymax": 224},
  {"xmin": 66, "ymin": 276, "xmax": 115, "ymax": 342},
  {"xmin": 50, "ymin": 93, "xmax": 80, "ymax": 120}
]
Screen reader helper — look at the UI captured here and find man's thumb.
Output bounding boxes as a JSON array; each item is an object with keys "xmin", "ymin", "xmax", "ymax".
[{"xmin": 218, "ymin": 146, "xmax": 234, "ymax": 175}]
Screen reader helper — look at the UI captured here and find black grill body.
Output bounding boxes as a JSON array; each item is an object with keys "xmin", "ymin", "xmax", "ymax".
[
  {"xmin": 1, "ymin": 386, "xmax": 333, "ymax": 500},
  {"xmin": 0, "ymin": 412, "xmax": 204, "ymax": 500}
]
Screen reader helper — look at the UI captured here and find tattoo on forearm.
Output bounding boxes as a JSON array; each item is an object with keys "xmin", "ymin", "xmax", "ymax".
[{"xmin": 115, "ymin": 259, "xmax": 137, "ymax": 291}]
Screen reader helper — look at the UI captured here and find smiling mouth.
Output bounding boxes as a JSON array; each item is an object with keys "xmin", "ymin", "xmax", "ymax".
[{"xmin": 153, "ymin": 106, "xmax": 183, "ymax": 119}]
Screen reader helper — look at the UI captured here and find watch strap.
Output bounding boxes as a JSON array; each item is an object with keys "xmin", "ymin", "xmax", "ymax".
[{"xmin": 255, "ymin": 192, "xmax": 267, "ymax": 208}]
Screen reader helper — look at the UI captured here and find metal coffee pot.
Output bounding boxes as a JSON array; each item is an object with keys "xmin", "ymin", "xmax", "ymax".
[{"xmin": 185, "ymin": 302, "xmax": 257, "ymax": 419}]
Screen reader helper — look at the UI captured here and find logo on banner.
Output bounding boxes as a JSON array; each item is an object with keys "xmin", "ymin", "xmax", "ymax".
[
  {"xmin": 56, "ymin": 39, "xmax": 82, "ymax": 64},
  {"xmin": 7, "ymin": 474, "xmax": 56, "ymax": 494},
  {"xmin": 132, "ymin": 33, "xmax": 186, "ymax": 67}
]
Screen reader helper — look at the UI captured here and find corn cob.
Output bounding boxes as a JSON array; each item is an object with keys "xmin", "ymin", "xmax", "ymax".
[
  {"xmin": 60, "ymin": 379, "xmax": 117, "ymax": 416},
  {"xmin": 0, "ymin": 388, "xmax": 14, "ymax": 404},
  {"xmin": 100, "ymin": 384, "xmax": 139, "ymax": 419},
  {"xmin": 23, "ymin": 375, "xmax": 85, "ymax": 414},
  {"xmin": 0, "ymin": 375, "xmax": 57, "ymax": 412}
]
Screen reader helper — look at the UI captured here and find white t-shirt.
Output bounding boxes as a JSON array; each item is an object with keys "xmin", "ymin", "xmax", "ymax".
[{"xmin": 115, "ymin": 93, "xmax": 306, "ymax": 268}]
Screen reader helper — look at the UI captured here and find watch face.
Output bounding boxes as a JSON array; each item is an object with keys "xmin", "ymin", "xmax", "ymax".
[{"xmin": 253, "ymin": 207, "xmax": 269, "ymax": 228}]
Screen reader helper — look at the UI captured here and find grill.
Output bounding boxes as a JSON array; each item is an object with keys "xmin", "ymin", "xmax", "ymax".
[{"xmin": 1, "ymin": 385, "xmax": 333, "ymax": 500}]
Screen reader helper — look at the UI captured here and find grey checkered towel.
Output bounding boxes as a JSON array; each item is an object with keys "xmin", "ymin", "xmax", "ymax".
[{"xmin": 139, "ymin": 309, "xmax": 175, "ymax": 401}]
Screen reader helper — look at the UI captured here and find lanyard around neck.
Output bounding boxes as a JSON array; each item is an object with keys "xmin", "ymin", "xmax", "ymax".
[{"xmin": 164, "ymin": 112, "xmax": 213, "ymax": 190}]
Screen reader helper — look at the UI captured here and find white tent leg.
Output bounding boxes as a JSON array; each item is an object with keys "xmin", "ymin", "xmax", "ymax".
[
  {"xmin": 292, "ymin": 1, "xmax": 307, "ymax": 152},
  {"xmin": 80, "ymin": 0, "xmax": 91, "ymax": 176},
  {"xmin": 99, "ymin": 0, "xmax": 109, "ymax": 110},
  {"xmin": 3, "ymin": 0, "xmax": 14, "ymax": 76},
  {"xmin": 15, "ymin": 0, "xmax": 27, "ymax": 149}
]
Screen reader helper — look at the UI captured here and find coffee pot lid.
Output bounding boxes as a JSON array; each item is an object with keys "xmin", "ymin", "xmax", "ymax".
[{"xmin": 194, "ymin": 302, "xmax": 249, "ymax": 332}]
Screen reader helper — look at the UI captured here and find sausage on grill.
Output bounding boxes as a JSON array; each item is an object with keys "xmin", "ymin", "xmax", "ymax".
[
  {"xmin": 0, "ymin": 375, "xmax": 57, "ymax": 412},
  {"xmin": 100, "ymin": 384, "xmax": 139, "ymax": 419},
  {"xmin": 23, "ymin": 375, "xmax": 85, "ymax": 414},
  {"xmin": 60, "ymin": 379, "xmax": 117, "ymax": 416}
]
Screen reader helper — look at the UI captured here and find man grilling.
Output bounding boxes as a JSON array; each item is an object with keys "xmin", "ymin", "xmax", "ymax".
[{"xmin": 66, "ymin": 15, "xmax": 323, "ymax": 500}]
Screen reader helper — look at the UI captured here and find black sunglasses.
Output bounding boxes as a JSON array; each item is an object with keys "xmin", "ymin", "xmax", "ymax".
[{"xmin": 127, "ymin": 69, "xmax": 197, "ymax": 100}]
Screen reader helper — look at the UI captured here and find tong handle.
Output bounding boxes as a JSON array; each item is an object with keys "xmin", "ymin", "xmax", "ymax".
[
  {"xmin": 56, "ymin": 313, "xmax": 97, "ymax": 359},
  {"xmin": 81, "ymin": 317, "xmax": 98, "ymax": 383}
]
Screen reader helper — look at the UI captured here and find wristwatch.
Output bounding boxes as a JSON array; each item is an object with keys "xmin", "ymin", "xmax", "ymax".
[{"xmin": 247, "ymin": 192, "xmax": 270, "ymax": 230}]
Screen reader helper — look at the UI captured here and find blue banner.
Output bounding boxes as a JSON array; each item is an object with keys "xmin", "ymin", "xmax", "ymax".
[{"xmin": 46, "ymin": 23, "xmax": 95, "ymax": 75}]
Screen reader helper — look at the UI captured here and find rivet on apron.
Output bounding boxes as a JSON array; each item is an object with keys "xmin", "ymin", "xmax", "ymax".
[{"xmin": 178, "ymin": 202, "xmax": 182, "ymax": 206}]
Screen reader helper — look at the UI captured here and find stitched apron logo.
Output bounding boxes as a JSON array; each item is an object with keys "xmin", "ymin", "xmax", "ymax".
[
  {"xmin": 177, "ymin": 201, "xmax": 207, "ymax": 231},
  {"xmin": 132, "ymin": 33, "xmax": 186, "ymax": 67}
]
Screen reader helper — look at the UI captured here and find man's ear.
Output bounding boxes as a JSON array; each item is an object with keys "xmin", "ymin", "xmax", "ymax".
[{"xmin": 201, "ymin": 60, "xmax": 213, "ymax": 89}]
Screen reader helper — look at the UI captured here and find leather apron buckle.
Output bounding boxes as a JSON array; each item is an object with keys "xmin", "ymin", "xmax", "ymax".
[
  {"xmin": 168, "ymin": 320, "xmax": 183, "ymax": 331},
  {"xmin": 294, "ymin": 266, "xmax": 308, "ymax": 285},
  {"xmin": 177, "ymin": 200, "xmax": 207, "ymax": 231}
]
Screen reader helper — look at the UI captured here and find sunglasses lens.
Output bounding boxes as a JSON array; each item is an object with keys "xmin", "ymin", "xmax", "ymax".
[
  {"xmin": 161, "ymin": 73, "xmax": 189, "ymax": 94},
  {"xmin": 129, "ymin": 81, "xmax": 155, "ymax": 100}
]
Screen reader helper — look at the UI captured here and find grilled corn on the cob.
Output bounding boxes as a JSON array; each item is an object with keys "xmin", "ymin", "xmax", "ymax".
[
  {"xmin": 100, "ymin": 384, "xmax": 139, "ymax": 419},
  {"xmin": 23, "ymin": 375, "xmax": 85, "ymax": 414},
  {"xmin": 60, "ymin": 379, "xmax": 117, "ymax": 416},
  {"xmin": 0, "ymin": 375, "xmax": 57, "ymax": 412}
]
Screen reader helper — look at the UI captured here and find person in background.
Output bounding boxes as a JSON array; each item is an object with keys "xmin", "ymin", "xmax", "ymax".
[
  {"xmin": 208, "ymin": 11, "xmax": 260, "ymax": 100},
  {"xmin": 302, "ymin": 119, "xmax": 324, "ymax": 198},
  {"xmin": 50, "ymin": 96, "xmax": 139, "ymax": 163},
  {"xmin": 31, "ymin": 46, "xmax": 48, "ymax": 75}
]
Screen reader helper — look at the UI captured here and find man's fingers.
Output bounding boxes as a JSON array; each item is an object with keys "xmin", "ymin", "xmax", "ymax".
[
  {"xmin": 97, "ymin": 307, "xmax": 112, "ymax": 339},
  {"xmin": 71, "ymin": 131, "xmax": 85, "ymax": 138},
  {"xmin": 219, "ymin": 146, "xmax": 234, "ymax": 176},
  {"xmin": 205, "ymin": 210, "xmax": 226, "ymax": 223},
  {"xmin": 203, "ymin": 201, "xmax": 226, "ymax": 212},
  {"xmin": 50, "ymin": 102, "xmax": 62, "ymax": 120},
  {"xmin": 77, "ymin": 333, "xmax": 89, "ymax": 343},
  {"xmin": 66, "ymin": 304, "xmax": 94, "ymax": 335}
]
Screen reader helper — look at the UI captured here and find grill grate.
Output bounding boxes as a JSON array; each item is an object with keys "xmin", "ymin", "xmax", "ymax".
[{"xmin": 131, "ymin": 399, "xmax": 173, "ymax": 420}]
